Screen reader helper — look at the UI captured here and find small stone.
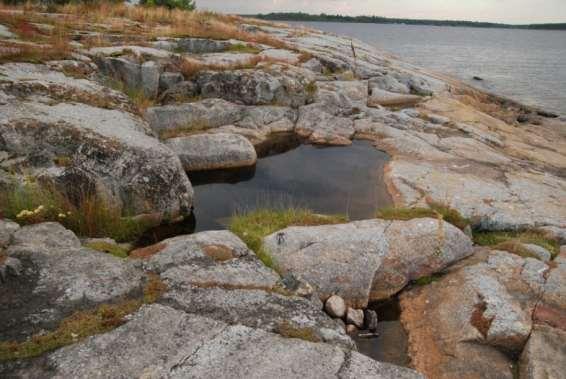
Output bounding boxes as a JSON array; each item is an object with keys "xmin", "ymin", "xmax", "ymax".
[
  {"xmin": 346, "ymin": 308, "xmax": 364, "ymax": 328},
  {"xmin": 325, "ymin": 295, "xmax": 346, "ymax": 318},
  {"xmin": 364, "ymin": 309, "xmax": 378, "ymax": 332},
  {"xmin": 521, "ymin": 243, "xmax": 552, "ymax": 262},
  {"xmin": 346, "ymin": 324, "xmax": 358, "ymax": 335},
  {"xmin": 0, "ymin": 257, "xmax": 22, "ymax": 282}
]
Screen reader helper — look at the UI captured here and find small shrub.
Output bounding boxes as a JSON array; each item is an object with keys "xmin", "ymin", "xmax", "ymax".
[
  {"xmin": 140, "ymin": 0, "xmax": 196, "ymax": 11},
  {"xmin": 229, "ymin": 208, "xmax": 347, "ymax": 268},
  {"xmin": 304, "ymin": 81, "xmax": 317, "ymax": 97},
  {"xmin": 376, "ymin": 201, "xmax": 470, "ymax": 231},
  {"xmin": 473, "ymin": 230, "xmax": 559, "ymax": 258}
]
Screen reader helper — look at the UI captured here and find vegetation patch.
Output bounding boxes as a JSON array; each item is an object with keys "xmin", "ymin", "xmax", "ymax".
[
  {"xmin": 276, "ymin": 320, "xmax": 322, "ymax": 343},
  {"xmin": 473, "ymin": 230, "xmax": 559, "ymax": 259},
  {"xmin": 85, "ymin": 241, "xmax": 129, "ymax": 259},
  {"xmin": 0, "ymin": 179, "xmax": 152, "ymax": 243},
  {"xmin": 0, "ymin": 274, "xmax": 166, "ymax": 362},
  {"xmin": 376, "ymin": 201, "xmax": 470, "ymax": 231},
  {"xmin": 412, "ymin": 274, "xmax": 443, "ymax": 286},
  {"xmin": 224, "ymin": 43, "xmax": 262, "ymax": 54},
  {"xmin": 158, "ymin": 119, "xmax": 211, "ymax": 139},
  {"xmin": 229, "ymin": 208, "xmax": 347, "ymax": 268}
]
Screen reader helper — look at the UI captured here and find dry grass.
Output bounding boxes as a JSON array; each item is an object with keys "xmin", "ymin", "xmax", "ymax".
[
  {"xmin": 176, "ymin": 55, "xmax": 265, "ymax": 78},
  {"xmin": 0, "ymin": 2, "xmax": 290, "ymax": 50},
  {"xmin": 376, "ymin": 200, "xmax": 470, "ymax": 231}
]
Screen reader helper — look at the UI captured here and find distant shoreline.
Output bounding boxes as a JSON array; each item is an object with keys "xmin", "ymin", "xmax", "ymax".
[{"xmin": 247, "ymin": 12, "xmax": 566, "ymax": 30}]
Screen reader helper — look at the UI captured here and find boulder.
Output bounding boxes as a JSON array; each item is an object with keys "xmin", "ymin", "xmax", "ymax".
[
  {"xmin": 301, "ymin": 58, "xmax": 323, "ymax": 73},
  {"xmin": 368, "ymin": 88, "xmax": 423, "ymax": 108},
  {"xmin": 140, "ymin": 60, "xmax": 160, "ymax": 98},
  {"xmin": 295, "ymin": 104, "xmax": 355, "ymax": 145},
  {"xmin": 0, "ymin": 223, "xmax": 144, "ymax": 340},
  {"xmin": 263, "ymin": 218, "xmax": 473, "ymax": 307},
  {"xmin": 165, "ymin": 133, "xmax": 257, "ymax": 171},
  {"xmin": 195, "ymin": 68, "xmax": 312, "ymax": 107},
  {"xmin": 346, "ymin": 308, "xmax": 365, "ymax": 328},
  {"xmin": 325, "ymin": 295, "xmax": 347, "ymax": 318},
  {"xmin": 14, "ymin": 304, "xmax": 423, "ymax": 378},
  {"xmin": 0, "ymin": 63, "xmax": 193, "ymax": 220},
  {"xmin": 158, "ymin": 71, "xmax": 184, "ymax": 92},
  {"xmin": 521, "ymin": 243, "xmax": 552, "ymax": 262},
  {"xmin": 176, "ymin": 37, "xmax": 233, "ymax": 53},
  {"xmin": 146, "ymin": 98, "xmax": 243, "ymax": 136}
]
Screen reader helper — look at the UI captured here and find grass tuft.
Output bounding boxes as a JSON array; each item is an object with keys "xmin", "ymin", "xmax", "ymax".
[
  {"xmin": 376, "ymin": 201, "xmax": 470, "ymax": 231},
  {"xmin": 473, "ymin": 230, "xmax": 559, "ymax": 259},
  {"xmin": 0, "ymin": 274, "xmax": 166, "ymax": 362},
  {"xmin": 225, "ymin": 43, "xmax": 261, "ymax": 54},
  {"xmin": 229, "ymin": 208, "xmax": 347, "ymax": 268},
  {"xmin": 85, "ymin": 241, "xmax": 129, "ymax": 259},
  {"xmin": 158, "ymin": 119, "xmax": 210, "ymax": 139}
]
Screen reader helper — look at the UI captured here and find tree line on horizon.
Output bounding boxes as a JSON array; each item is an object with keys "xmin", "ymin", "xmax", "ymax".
[{"xmin": 250, "ymin": 12, "xmax": 566, "ymax": 30}]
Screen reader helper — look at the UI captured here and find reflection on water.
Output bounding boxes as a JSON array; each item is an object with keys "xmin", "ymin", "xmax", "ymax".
[{"xmin": 190, "ymin": 140, "xmax": 392, "ymax": 232}]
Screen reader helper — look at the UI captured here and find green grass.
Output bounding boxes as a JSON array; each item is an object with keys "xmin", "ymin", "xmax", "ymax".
[
  {"xmin": 158, "ymin": 120, "xmax": 211, "ymax": 139},
  {"xmin": 225, "ymin": 43, "xmax": 261, "ymax": 54},
  {"xmin": 229, "ymin": 208, "xmax": 347, "ymax": 269},
  {"xmin": 304, "ymin": 81, "xmax": 318, "ymax": 98},
  {"xmin": 0, "ymin": 179, "xmax": 152, "ymax": 243},
  {"xmin": 473, "ymin": 230, "xmax": 559, "ymax": 259},
  {"xmin": 85, "ymin": 241, "xmax": 129, "ymax": 259},
  {"xmin": 413, "ymin": 274, "xmax": 443, "ymax": 286},
  {"xmin": 376, "ymin": 201, "xmax": 470, "ymax": 231},
  {"xmin": 0, "ymin": 274, "xmax": 166, "ymax": 362},
  {"xmin": 276, "ymin": 320, "xmax": 322, "ymax": 343}
]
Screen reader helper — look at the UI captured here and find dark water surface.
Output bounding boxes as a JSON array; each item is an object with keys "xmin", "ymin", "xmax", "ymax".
[
  {"xmin": 290, "ymin": 21, "xmax": 566, "ymax": 116},
  {"xmin": 189, "ymin": 139, "xmax": 391, "ymax": 232}
]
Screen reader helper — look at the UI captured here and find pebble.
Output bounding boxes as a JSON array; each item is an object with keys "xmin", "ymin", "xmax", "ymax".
[
  {"xmin": 346, "ymin": 308, "xmax": 364, "ymax": 328},
  {"xmin": 324, "ymin": 295, "xmax": 346, "ymax": 318},
  {"xmin": 346, "ymin": 324, "xmax": 358, "ymax": 335},
  {"xmin": 364, "ymin": 309, "xmax": 378, "ymax": 332}
]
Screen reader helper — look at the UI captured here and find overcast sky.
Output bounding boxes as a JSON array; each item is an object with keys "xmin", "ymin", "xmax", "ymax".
[{"xmin": 197, "ymin": 0, "xmax": 566, "ymax": 24}]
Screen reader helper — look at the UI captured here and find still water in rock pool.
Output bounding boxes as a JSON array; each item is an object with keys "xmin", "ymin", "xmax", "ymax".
[{"xmin": 189, "ymin": 139, "xmax": 392, "ymax": 232}]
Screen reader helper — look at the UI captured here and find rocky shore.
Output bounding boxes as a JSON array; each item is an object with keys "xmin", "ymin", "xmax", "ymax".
[{"xmin": 0, "ymin": 4, "xmax": 565, "ymax": 378}]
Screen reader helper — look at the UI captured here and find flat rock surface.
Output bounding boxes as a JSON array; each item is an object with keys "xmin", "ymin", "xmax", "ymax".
[
  {"xmin": 165, "ymin": 132, "xmax": 257, "ymax": 171},
  {"xmin": 16, "ymin": 304, "xmax": 423, "ymax": 379}
]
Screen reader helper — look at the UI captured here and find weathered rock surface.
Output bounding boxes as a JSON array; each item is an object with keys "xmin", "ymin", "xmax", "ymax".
[
  {"xmin": 165, "ymin": 132, "xmax": 257, "ymax": 171},
  {"xmin": 295, "ymin": 103, "xmax": 355, "ymax": 145},
  {"xmin": 13, "ymin": 304, "xmax": 423, "ymax": 378},
  {"xmin": 0, "ymin": 219, "xmax": 19, "ymax": 248},
  {"xmin": 0, "ymin": 223, "xmax": 144, "ymax": 340},
  {"xmin": 519, "ymin": 325, "xmax": 566, "ymax": 379},
  {"xmin": 134, "ymin": 231, "xmax": 352, "ymax": 347},
  {"xmin": 0, "ymin": 63, "xmax": 193, "ymax": 220},
  {"xmin": 263, "ymin": 218, "xmax": 473, "ymax": 307},
  {"xmin": 399, "ymin": 249, "xmax": 566, "ymax": 379}
]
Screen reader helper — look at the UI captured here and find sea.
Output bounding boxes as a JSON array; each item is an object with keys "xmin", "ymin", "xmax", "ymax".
[{"xmin": 289, "ymin": 21, "xmax": 566, "ymax": 116}]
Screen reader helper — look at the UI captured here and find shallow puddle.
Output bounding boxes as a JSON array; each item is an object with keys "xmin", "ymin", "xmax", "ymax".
[
  {"xmin": 354, "ymin": 298, "xmax": 411, "ymax": 367},
  {"xmin": 189, "ymin": 139, "xmax": 392, "ymax": 232}
]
